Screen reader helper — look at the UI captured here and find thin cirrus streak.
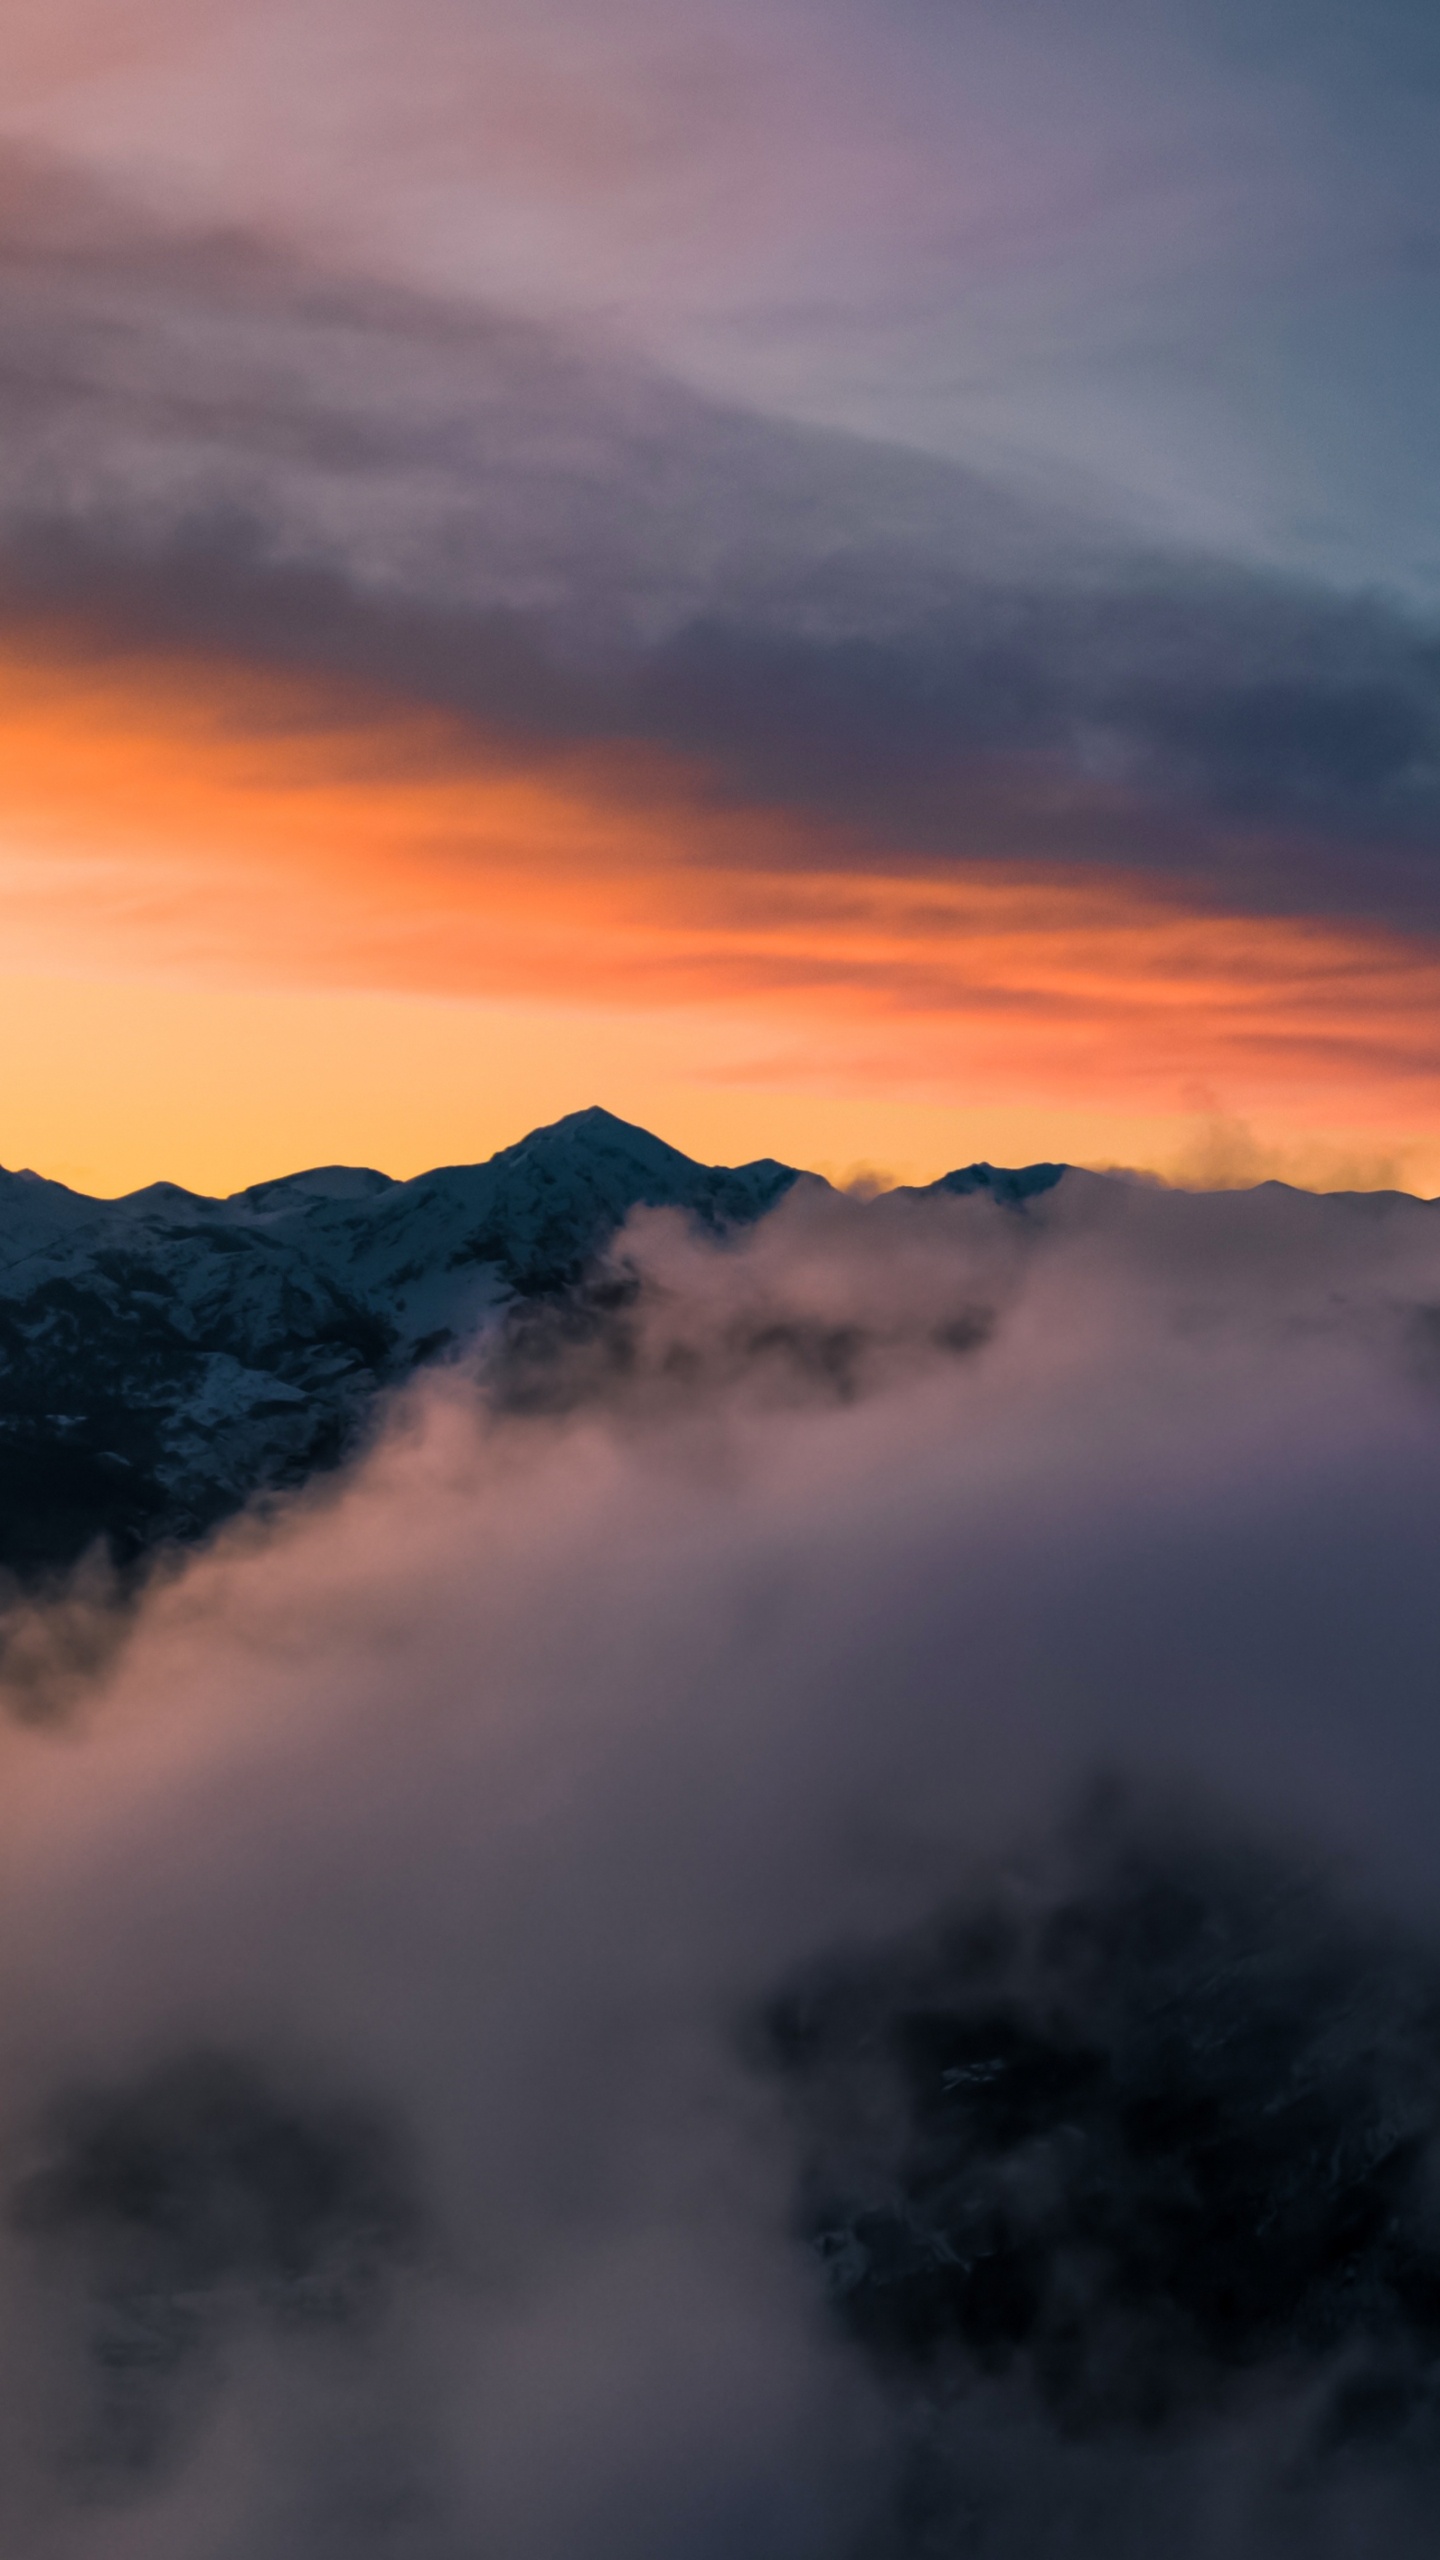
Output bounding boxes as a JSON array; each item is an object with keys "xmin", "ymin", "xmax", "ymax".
[{"xmin": 3, "ymin": 623, "xmax": 1440, "ymax": 1187}]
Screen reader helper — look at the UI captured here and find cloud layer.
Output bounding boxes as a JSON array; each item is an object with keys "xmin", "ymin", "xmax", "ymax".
[
  {"xmin": 6, "ymin": 1182, "xmax": 1440, "ymax": 2551},
  {"xmin": 9, "ymin": 0, "xmax": 1440, "ymax": 595},
  {"xmin": 2, "ymin": 147, "xmax": 1438, "ymax": 927}
]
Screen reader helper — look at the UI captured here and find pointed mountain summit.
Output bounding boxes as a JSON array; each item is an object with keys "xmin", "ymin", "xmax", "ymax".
[
  {"xmin": 0, "ymin": 1109, "xmax": 1086, "ymax": 1583},
  {"xmin": 0, "ymin": 1108, "xmax": 820, "ymax": 1578},
  {"xmin": 8, "ymin": 1111, "xmax": 1438, "ymax": 1601}
]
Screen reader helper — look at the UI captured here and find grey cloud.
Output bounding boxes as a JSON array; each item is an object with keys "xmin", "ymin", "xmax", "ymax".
[
  {"xmin": 10, "ymin": 0, "xmax": 1440, "ymax": 611},
  {"xmin": 631, "ymin": 591, "xmax": 1440, "ymax": 903},
  {"xmin": 2, "ymin": 149, "xmax": 1440, "ymax": 920},
  {"xmin": 0, "ymin": 148, "xmax": 1102, "ymax": 646}
]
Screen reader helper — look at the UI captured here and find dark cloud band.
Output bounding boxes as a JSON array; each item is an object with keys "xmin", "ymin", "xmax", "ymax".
[{"xmin": 1, "ymin": 148, "xmax": 1437, "ymax": 929}]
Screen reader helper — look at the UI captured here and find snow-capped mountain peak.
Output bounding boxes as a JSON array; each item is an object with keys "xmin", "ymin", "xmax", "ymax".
[
  {"xmin": 0, "ymin": 1108, "xmax": 1088, "ymax": 1583},
  {"xmin": 0, "ymin": 1108, "xmax": 814, "ymax": 1577}
]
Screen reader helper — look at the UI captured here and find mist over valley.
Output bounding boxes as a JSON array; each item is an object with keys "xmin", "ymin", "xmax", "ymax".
[{"xmin": 6, "ymin": 1117, "xmax": 1440, "ymax": 2552}]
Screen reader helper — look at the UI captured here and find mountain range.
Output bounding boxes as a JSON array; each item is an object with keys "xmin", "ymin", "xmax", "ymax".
[
  {"xmin": 22, "ymin": 1098, "xmax": 1434, "ymax": 1595},
  {"xmin": 0, "ymin": 1105, "xmax": 1067, "ymax": 1583}
]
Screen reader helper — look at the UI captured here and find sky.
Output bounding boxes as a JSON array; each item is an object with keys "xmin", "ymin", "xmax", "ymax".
[{"xmin": 2, "ymin": 0, "xmax": 1440, "ymax": 1191}]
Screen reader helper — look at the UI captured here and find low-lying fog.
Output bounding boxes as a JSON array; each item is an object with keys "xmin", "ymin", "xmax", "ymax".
[{"xmin": 6, "ymin": 1171, "xmax": 1440, "ymax": 2556}]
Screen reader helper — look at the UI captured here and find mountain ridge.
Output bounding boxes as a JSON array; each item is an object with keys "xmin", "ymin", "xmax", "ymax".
[
  {"xmin": 8, "ymin": 1104, "xmax": 1437, "ymax": 1592},
  {"xmin": 0, "ymin": 1107, "xmax": 833, "ymax": 1580}
]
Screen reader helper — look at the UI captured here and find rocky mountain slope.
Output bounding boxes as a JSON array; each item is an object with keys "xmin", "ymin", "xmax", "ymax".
[
  {"xmin": 0, "ymin": 1107, "xmax": 830, "ymax": 1580},
  {"xmin": 764, "ymin": 1794, "xmax": 1440, "ymax": 2545},
  {"xmin": 2, "ymin": 1104, "xmax": 1064, "ymax": 1581},
  {"xmin": 0, "ymin": 1107, "xmax": 1073, "ymax": 1583},
  {"xmin": 16, "ymin": 1100, "xmax": 1440, "ymax": 1592}
]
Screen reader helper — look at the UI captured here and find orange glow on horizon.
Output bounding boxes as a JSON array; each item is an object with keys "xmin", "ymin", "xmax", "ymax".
[{"xmin": 3, "ymin": 620, "xmax": 1440, "ymax": 1193}]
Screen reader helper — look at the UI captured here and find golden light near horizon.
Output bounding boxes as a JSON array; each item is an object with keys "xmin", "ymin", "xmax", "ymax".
[{"xmin": 3, "ymin": 620, "xmax": 1440, "ymax": 1194}]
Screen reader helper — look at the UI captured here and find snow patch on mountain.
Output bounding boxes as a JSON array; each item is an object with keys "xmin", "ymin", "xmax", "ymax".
[{"xmin": 0, "ymin": 1108, "xmax": 816, "ymax": 1576}]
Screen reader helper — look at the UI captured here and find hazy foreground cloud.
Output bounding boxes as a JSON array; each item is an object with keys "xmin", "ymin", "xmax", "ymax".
[{"xmin": 6, "ymin": 1180, "xmax": 1440, "ymax": 2551}]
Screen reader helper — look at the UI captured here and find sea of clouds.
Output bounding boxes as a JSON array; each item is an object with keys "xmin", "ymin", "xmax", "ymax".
[{"xmin": 6, "ymin": 1173, "xmax": 1440, "ymax": 2555}]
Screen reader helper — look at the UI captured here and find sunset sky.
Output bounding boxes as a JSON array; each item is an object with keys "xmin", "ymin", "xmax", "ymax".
[{"xmin": 3, "ymin": 0, "xmax": 1440, "ymax": 1194}]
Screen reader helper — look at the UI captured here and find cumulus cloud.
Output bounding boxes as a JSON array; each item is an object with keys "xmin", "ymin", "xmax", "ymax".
[{"xmin": 5, "ymin": 1181, "xmax": 1440, "ymax": 2551}]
